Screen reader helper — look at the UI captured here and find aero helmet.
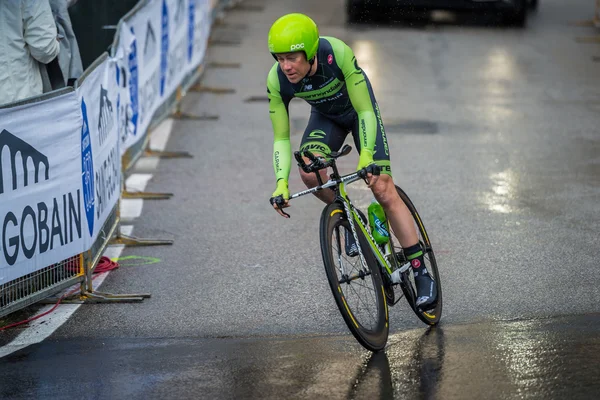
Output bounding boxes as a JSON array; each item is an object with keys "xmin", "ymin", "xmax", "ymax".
[{"xmin": 268, "ymin": 13, "xmax": 319, "ymax": 61}]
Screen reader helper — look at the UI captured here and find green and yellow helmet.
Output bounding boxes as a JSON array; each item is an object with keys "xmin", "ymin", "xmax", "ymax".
[{"xmin": 268, "ymin": 13, "xmax": 319, "ymax": 61}]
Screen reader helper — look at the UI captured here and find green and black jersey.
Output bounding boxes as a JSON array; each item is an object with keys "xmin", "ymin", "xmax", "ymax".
[{"xmin": 267, "ymin": 36, "xmax": 390, "ymax": 182}]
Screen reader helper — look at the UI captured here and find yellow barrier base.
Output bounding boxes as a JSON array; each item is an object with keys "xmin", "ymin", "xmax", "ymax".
[
  {"xmin": 39, "ymin": 291, "xmax": 150, "ymax": 304},
  {"xmin": 123, "ymin": 190, "xmax": 174, "ymax": 200},
  {"xmin": 144, "ymin": 148, "xmax": 193, "ymax": 158},
  {"xmin": 231, "ymin": 4, "xmax": 264, "ymax": 12},
  {"xmin": 575, "ymin": 36, "xmax": 600, "ymax": 43},
  {"xmin": 188, "ymin": 84, "xmax": 236, "ymax": 94},
  {"xmin": 170, "ymin": 108, "xmax": 220, "ymax": 121},
  {"xmin": 110, "ymin": 233, "xmax": 174, "ymax": 247},
  {"xmin": 208, "ymin": 38, "xmax": 241, "ymax": 46},
  {"xmin": 207, "ymin": 62, "xmax": 241, "ymax": 68}
]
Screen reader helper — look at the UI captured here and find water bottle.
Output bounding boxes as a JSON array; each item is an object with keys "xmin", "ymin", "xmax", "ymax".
[{"xmin": 368, "ymin": 199, "xmax": 389, "ymax": 245}]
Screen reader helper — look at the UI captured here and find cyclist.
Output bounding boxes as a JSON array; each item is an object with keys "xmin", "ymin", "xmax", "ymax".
[{"xmin": 267, "ymin": 13, "xmax": 437, "ymax": 310}]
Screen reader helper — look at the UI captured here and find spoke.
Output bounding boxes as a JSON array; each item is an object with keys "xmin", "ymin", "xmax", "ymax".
[
  {"xmin": 332, "ymin": 243, "xmax": 365, "ymax": 275},
  {"xmin": 346, "ymin": 276, "xmax": 378, "ymax": 328},
  {"xmin": 352, "ymin": 289, "xmax": 377, "ymax": 329},
  {"xmin": 331, "ymin": 222, "xmax": 381, "ymax": 330}
]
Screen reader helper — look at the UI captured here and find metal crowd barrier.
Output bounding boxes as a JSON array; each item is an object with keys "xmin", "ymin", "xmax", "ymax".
[
  {"xmin": 1, "ymin": 0, "xmax": 243, "ymax": 320},
  {"xmin": 116, "ymin": 0, "xmax": 243, "ymax": 176},
  {"xmin": 0, "ymin": 87, "xmax": 85, "ymax": 319},
  {"xmin": 0, "ymin": 256, "xmax": 83, "ymax": 319}
]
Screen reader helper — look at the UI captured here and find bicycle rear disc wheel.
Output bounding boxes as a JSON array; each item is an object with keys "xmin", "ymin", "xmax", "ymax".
[
  {"xmin": 320, "ymin": 202, "xmax": 389, "ymax": 352},
  {"xmin": 391, "ymin": 186, "xmax": 443, "ymax": 325}
]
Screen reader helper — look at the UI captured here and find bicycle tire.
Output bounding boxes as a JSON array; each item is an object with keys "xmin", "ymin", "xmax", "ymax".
[
  {"xmin": 393, "ymin": 185, "xmax": 443, "ymax": 325},
  {"xmin": 320, "ymin": 201, "xmax": 389, "ymax": 352}
]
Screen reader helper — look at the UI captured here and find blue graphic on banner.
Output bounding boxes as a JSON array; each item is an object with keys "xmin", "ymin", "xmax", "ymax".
[
  {"xmin": 128, "ymin": 27, "xmax": 139, "ymax": 136},
  {"xmin": 188, "ymin": 0, "xmax": 195, "ymax": 62},
  {"xmin": 160, "ymin": 0, "xmax": 169, "ymax": 96},
  {"xmin": 81, "ymin": 99, "xmax": 95, "ymax": 237}
]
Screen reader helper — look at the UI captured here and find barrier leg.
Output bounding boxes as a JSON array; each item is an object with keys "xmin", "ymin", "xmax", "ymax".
[
  {"xmin": 207, "ymin": 62, "xmax": 241, "ymax": 69},
  {"xmin": 81, "ymin": 250, "xmax": 150, "ymax": 303},
  {"xmin": 188, "ymin": 85, "xmax": 236, "ymax": 94},
  {"xmin": 170, "ymin": 86, "xmax": 220, "ymax": 121},
  {"xmin": 111, "ymin": 231, "xmax": 174, "ymax": 247},
  {"xmin": 110, "ymin": 203, "xmax": 174, "ymax": 247},
  {"xmin": 230, "ymin": 4, "xmax": 264, "ymax": 12},
  {"xmin": 122, "ymin": 190, "xmax": 174, "ymax": 200},
  {"xmin": 143, "ymin": 148, "xmax": 194, "ymax": 158},
  {"xmin": 575, "ymin": 36, "xmax": 600, "ymax": 43}
]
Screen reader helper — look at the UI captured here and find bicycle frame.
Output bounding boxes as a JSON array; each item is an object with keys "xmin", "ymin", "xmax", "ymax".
[{"xmin": 289, "ymin": 170, "xmax": 399, "ymax": 279}]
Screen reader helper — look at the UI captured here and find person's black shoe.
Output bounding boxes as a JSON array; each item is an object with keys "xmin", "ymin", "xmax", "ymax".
[
  {"xmin": 345, "ymin": 232, "xmax": 359, "ymax": 257},
  {"xmin": 414, "ymin": 267, "xmax": 437, "ymax": 311}
]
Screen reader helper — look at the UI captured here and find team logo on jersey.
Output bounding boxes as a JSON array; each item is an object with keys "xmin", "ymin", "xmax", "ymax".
[
  {"xmin": 304, "ymin": 84, "xmax": 313, "ymax": 91},
  {"xmin": 327, "ymin": 54, "xmax": 333, "ymax": 64},
  {"xmin": 308, "ymin": 130, "xmax": 326, "ymax": 139}
]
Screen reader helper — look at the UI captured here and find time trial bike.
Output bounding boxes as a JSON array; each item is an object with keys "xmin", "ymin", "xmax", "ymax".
[{"xmin": 271, "ymin": 144, "xmax": 442, "ymax": 352}]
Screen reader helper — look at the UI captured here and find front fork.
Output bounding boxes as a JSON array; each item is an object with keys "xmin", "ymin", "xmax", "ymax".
[{"xmin": 338, "ymin": 199, "xmax": 371, "ymax": 279}]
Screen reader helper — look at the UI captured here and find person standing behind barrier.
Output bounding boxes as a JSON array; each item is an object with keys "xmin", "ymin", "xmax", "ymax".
[
  {"xmin": 0, "ymin": 0, "xmax": 60, "ymax": 106},
  {"xmin": 48, "ymin": 0, "xmax": 82, "ymax": 87}
]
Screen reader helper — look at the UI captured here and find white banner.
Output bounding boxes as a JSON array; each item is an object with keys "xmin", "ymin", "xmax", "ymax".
[
  {"xmin": 189, "ymin": 0, "xmax": 211, "ymax": 72},
  {"xmin": 77, "ymin": 57, "xmax": 121, "ymax": 246},
  {"xmin": 115, "ymin": 22, "xmax": 139, "ymax": 154},
  {"xmin": 0, "ymin": 0, "xmax": 219, "ymax": 285},
  {"xmin": 117, "ymin": 0, "xmax": 212, "ymax": 154},
  {"xmin": 0, "ymin": 92, "xmax": 85, "ymax": 284}
]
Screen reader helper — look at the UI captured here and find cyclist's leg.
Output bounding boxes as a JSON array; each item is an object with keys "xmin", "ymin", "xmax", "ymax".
[
  {"xmin": 342, "ymin": 104, "xmax": 414, "ymax": 259},
  {"xmin": 299, "ymin": 108, "xmax": 348, "ymax": 204},
  {"xmin": 350, "ymin": 90, "xmax": 417, "ymax": 248},
  {"xmin": 352, "ymin": 77, "xmax": 437, "ymax": 307}
]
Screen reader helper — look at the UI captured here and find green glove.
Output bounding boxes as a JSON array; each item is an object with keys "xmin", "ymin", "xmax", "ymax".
[
  {"xmin": 357, "ymin": 149, "xmax": 375, "ymax": 171},
  {"xmin": 272, "ymin": 179, "xmax": 289, "ymax": 200}
]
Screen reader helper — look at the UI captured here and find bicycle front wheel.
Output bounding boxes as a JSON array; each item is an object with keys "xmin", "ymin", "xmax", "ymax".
[{"xmin": 320, "ymin": 202, "xmax": 389, "ymax": 352}]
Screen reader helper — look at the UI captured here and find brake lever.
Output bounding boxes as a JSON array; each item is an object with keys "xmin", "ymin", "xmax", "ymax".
[
  {"xmin": 358, "ymin": 164, "xmax": 381, "ymax": 185},
  {"xmin": 359, "ymin": 169, "xmax": 370, "ymax": 185},
  {"xmin": 303, "ymin": 150, "xmax": 318, "ymax": 163},
  {"xmin": 294, "ymin": 151, "xmax": 310, "ymax": 173},
  {"xmin": 269, "ymin": 195, "xmax": 291, "ymax": 218},
  {"xmin": 303, "ymin": 150, "xmax": 330, "ymax": 171}
]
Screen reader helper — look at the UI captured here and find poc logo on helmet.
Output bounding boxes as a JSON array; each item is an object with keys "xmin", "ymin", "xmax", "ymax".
[{"xmin": 290, "ymin": 43, "xmax": 305, "ymax": 51}]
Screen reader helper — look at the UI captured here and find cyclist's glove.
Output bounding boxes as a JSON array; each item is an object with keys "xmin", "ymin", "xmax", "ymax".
[
  {"xmin": 271, "ymin": 178, "xmax": 290, "ymax": 200},
  {"xmin": 357, "ymin": 149, "xmax": 375, "ymax": 171}
]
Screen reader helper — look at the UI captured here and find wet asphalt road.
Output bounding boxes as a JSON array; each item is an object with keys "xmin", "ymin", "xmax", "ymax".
[
  {"xmin": 2, "ymin": 314, "xmax": 600, "ymax": 399},
  {"xmin": 2, "ymin": 0, "xmax": 600, "ymax": 398}
]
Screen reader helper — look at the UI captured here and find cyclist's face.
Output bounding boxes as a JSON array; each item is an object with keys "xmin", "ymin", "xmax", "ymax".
[{"xmin": 276, "ymin": 52, "xmax": 310, "ymax": 83}]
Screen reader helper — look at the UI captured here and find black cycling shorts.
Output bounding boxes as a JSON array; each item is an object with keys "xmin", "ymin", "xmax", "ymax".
[{"xmin": 299, "ymin": 78, "xmax": 392, "ymax": 176}]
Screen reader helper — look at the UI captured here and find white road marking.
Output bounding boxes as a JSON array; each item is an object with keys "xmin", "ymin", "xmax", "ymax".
[
  {"xmin": 126, "ymin": 173, "xmax": 154, "ymax": 192},
  {"xmin": 0, "ymin": 118, "xmax": 175, "ymax": 358},
  {"xmin": 150, "ymin": 118, "xmax": 174, "ymax": 151},
  {"xmin": 135, "ymin": 157, "xmax": 160, "ymax": 171},
  {"xmin": 121, "ymin": 198, "xmax": 144, "ymax": 219},
  {"xmin": 121, "ymin": 174, "xmax": 156, "ymax": 219},
  {"xmin": 133, "ymin": 118, "xmax": 174, "ymax": 170}
]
